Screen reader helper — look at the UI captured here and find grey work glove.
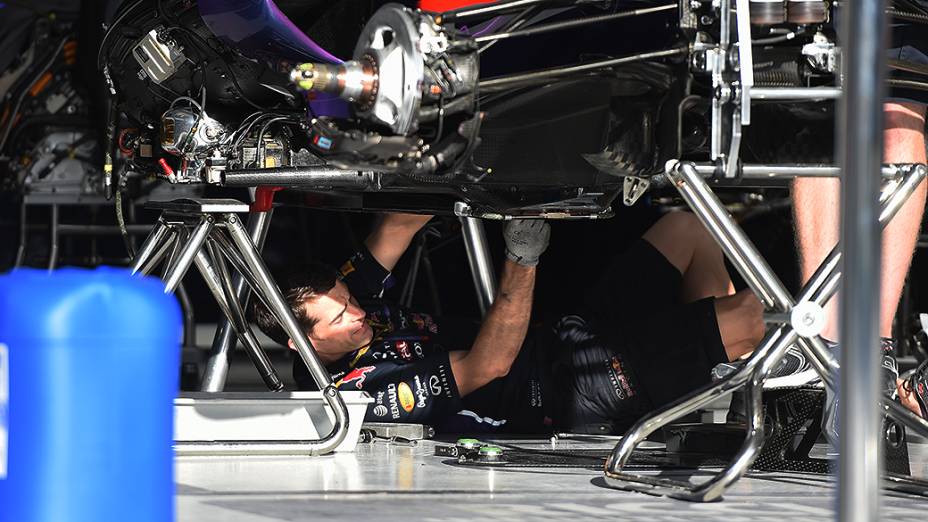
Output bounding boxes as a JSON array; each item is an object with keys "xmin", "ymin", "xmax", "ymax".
[{"xmin": 503, "ymin": 219, "xmax": 551, "ymax": 266}]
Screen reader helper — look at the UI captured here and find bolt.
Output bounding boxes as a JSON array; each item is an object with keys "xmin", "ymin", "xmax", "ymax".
[{"xmin": 691, "ymin": 53, "xmax": 707, "ymax": 70}]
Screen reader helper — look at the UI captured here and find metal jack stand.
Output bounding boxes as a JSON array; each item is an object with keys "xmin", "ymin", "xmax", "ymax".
[
  {"xmin": 131, "ymin": 198, "xmax": 349, "ymax": 455},
  {"xmin": 603, "ymin": 160, "xmax": 928, "ymax": 501},
  {"xmin": 200, "ymin": 209, "xmax": 273, "ymax": 392}
]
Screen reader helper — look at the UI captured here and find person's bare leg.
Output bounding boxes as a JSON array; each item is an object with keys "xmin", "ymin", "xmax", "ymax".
[
  {"xmin": 884, "ymin": 102, "xmax": 928, "ymax": 417},
  {"xmin": 642, "ymin": 211, "xmax": 736, "ymax": 302},
  {"xmin": 794, "ymin": 102, "xmax": 927, "ymax": 342},
  {"xmin": 793, "ymin": 176, "xmax": 841, "ymax": 340},
  {"xmin": 879, "ymin": 102, "xmax": 926, "ymax": 337}
]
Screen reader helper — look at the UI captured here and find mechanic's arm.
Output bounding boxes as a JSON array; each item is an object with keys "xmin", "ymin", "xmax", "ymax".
[
  {"xmin": 365, "ymin": 213, "xmax": 434, "ymax": 271},
  {"xmin": 449, "ymin": 220, "xmax": 551, "ymax": 396}
]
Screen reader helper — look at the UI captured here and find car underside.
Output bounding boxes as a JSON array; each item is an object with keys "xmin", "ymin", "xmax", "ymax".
[{"xmin": 91, "ymin": 0, "xmax": 906, "ymax": 219}]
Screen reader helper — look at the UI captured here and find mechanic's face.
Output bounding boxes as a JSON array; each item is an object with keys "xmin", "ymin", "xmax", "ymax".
[{"xmin": 301, "ymin": 281, "xmax": 373, "ymax": 360}]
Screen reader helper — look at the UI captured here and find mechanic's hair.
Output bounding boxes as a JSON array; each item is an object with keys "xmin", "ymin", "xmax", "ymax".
[{"xmin": 252, "ymin": 263, "xmax": 339, "ymax": 346}]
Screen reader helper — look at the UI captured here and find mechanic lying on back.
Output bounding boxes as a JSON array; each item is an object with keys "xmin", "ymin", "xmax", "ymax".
[{"xmin": 255, "ymin": 213, "xmax": 765, "ymax": 434}]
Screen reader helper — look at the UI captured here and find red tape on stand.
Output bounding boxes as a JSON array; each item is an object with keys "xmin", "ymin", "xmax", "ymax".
[{"xmin": 250, "ymin": 186, "xmax": 284, "ymax": 212}]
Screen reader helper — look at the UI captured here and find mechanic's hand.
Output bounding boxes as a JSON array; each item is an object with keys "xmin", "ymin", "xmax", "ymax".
[{"xmin": 503, "ymin": 219, "xmax": 551, "ymax": 266}]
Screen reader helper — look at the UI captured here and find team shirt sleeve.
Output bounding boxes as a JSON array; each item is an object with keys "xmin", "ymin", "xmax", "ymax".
[
  {"xmin": 335, "ymin": 353, "xmax": 462, "ymax": 425},
  {"xmin": 338, "ymin": 246, "xmax": 394, "ymax": 299}
]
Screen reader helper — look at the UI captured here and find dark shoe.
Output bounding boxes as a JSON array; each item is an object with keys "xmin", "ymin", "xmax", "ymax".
[
  {"xmin": 711, "ymin": 343, "xmax": 825, "ymax": 388},
  {"xmin": 764, "ymin": 343, "xmax": 824, "ymax": 388},
  {"xmin": 718, "ymin": 345, "xmax": 823, "ymax": 424}
]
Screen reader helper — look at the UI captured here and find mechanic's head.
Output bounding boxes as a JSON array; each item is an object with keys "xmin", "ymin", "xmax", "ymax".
[{"xmin": 253, "ymin": 264, "xmax": 373, "ymax": 362}]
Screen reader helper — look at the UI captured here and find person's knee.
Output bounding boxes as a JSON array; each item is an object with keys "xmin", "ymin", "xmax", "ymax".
[
  {"xmin": 884, "ymin": 102, "xmax": 927, "ymax": 132},
  {"xmin": 670, "ymin": 212, "xmax": 718, "ymax": 252},
  {"xmin": 650, "ymin": 211, "xmax": 723, "ymax": 267},
  {"xmin": 662, "ymin": 211, "xmax": 700, "ymax": 229},
  {"xmin": 653, "ymin": 212, "xmax": 702, "ymax": 243}
]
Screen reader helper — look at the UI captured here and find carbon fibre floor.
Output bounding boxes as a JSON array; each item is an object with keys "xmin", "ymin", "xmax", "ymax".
[{"xmin": 176, "ymin": 434, "xmax": 928, "ymax": 521}]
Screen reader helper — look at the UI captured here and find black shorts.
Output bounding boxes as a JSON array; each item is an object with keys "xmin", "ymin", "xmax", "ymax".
[
  {"xmin": 550, "ymin": 239, "xmax": 728, "ymax": 434},
  {"xmin": 888, "ymin": 21, "xmax": 928, "ymax": 106}
]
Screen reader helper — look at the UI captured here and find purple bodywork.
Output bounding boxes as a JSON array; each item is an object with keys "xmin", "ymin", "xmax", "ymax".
[
  {"xmin": 198, "ymin": 0, "xmax": 347, "ymax": 116},
  {"xmin": 198, "ymin": 0, "xmax": 342, "ymax": 63}
]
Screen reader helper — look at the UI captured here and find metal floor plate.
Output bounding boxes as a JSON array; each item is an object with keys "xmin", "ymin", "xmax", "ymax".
[{"xmin": 176, "ymin": 435, "xmax": 928, "ymax": 521}]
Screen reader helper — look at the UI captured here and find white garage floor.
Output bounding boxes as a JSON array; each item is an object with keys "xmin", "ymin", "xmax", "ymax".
[{"xmin": 175, "ymin": 435, "xmax": 928, "ymax": 521}]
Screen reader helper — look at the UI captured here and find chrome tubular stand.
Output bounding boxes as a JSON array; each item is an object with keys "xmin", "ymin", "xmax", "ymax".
[
  {"xmin": 460, "ymin": 216, "xmax": 498, "ymax": 315},
  {"xmin": 604, "ymin": 160, "xmax": 928, "ymax": 501},
  {"xmin": 130, "ymin": 198, "xmax": 349, "ymax": 456},
  {"xmin": 200, "ymin": 209, "xmax": 273, "ymax": 392}
]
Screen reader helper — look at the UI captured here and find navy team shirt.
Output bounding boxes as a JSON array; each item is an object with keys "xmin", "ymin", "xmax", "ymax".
[{"xmin": 293, "ymin": 247, "xmax": 553, "ymax": 433}]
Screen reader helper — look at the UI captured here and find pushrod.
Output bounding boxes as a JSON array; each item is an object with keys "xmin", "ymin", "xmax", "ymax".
[
  {"xmin": 478, "ymin": 47, "xmax": 687, "ymax": 91},
  {"xmin": 473, "ymin": 4, "xmax": 675, "ymax": 43}
]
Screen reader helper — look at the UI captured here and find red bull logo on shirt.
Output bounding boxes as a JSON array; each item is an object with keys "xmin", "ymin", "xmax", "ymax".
[{"xmin": 338, "ymin": 366, "xmax": 376, "ymax": 389}]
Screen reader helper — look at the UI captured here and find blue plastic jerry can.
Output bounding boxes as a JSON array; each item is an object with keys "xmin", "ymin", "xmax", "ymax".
[{"xmin": 0, "ymin": 267, "xmax": 181, "ymax": 522}]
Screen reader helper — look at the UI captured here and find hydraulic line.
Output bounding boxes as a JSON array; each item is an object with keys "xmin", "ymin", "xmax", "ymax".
[
  {"xmin": 115, "ymin": 165, "xmax": 135, "ymax": 258},
  {"xmin": 888, "ymin": 78, "xmax": 928, "ymax": 92}
]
